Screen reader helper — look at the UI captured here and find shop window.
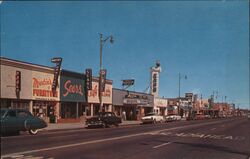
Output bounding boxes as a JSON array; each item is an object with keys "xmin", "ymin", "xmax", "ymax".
[
  {"xmin": 61, "ymin": 102, "xmax": 77, "ymax": 119},
  {"xmin": 12, "ymin": 101, "xmax": 29, "ymax": 110}
]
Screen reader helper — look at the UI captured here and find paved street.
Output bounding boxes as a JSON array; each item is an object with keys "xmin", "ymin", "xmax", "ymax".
[{"xmin": 1, "ymin": 117, "xmax": 249, "ymax": 159}]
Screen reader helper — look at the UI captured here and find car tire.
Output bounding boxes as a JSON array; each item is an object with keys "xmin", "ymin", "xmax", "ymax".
[
  {"xmin": 29, "ymin": 129, "xmax": 38, "ymax": 135},
  {"xmin": 103, "ymin": 123, "xmax": 108, "ymax": 128},
  {"xmin": 153, "ymin": 119, "xmax": 157, "ymax": 124}
]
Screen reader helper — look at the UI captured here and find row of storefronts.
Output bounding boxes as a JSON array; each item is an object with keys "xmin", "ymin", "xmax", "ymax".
[
  {"xmin": 0, "ymin": 57, "xmax": 234, "ymax": 123},
  {"xmin": 0, "ymin": 57, "xmax": 114, "ymax": 123},
  {"xmin": 1, "ymin": 57, "xmax": 167, "ymax": 123}
]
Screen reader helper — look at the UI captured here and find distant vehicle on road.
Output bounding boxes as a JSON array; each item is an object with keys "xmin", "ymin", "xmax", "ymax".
[
  {"xmin": 194, "ymin": 114, "xmax": 205, "ymax": 120},
  {"xmin": 204, "ymin": 115, "xmax": 211, "ymax": 119},
  {"xmin": 1, "ymin": 108, "xmax": 47, "ymax": 135},
  {"xmin": 165, "ymin": 115, "xmax": 181, "ymax": 122},
  {"xmin": 85, "ymin": 112, "xmax": 122, "ymax": 128},
  {"xmin": 141, "ymin": 112, "xmax": 164, "ymax": 124}
]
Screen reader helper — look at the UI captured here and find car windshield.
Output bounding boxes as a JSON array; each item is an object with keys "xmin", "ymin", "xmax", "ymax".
[
  {"xmin": 1, "ymin": 109, "xmax": 7, "ymax": 118},
  {"xmin": 145, "ymin": 113, "xmax": 156, "ymax": 116}
]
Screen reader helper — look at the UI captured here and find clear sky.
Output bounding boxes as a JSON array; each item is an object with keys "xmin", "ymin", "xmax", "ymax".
[{"xmin": 1, "ymin": 1, "xmax": 249, "ymax": 109}]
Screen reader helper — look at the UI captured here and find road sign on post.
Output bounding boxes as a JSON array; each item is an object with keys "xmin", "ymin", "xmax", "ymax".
[
  {"xmin": 85, "ymin": 68, "xmax": 92, "ymax": 90},
  {"xmin": 122, "ymin": 79, "xmax": 135, "ymax": 86},
  {"xmin": 99, "ymin": 69, "xmax": 106, "ymax": 92}
]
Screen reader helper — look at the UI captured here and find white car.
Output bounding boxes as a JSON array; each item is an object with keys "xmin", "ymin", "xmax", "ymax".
[
  {"xmin": 165, "ymin": 115, "xmax": 181, "ymax": 122},
  {"xmin": 141, "ymin": 112, "xmax": 164, "ymax": 124}
]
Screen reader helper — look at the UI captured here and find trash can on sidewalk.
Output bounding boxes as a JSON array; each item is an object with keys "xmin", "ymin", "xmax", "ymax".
[{"xmin": 49, "ymin": 115, "xmax": 56, "ymax": 123}]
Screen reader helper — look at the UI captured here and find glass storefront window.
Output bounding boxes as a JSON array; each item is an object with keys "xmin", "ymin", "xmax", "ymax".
[{"xmin": 61, "ymin": 102, "xmax": 77, "ymax": 119}]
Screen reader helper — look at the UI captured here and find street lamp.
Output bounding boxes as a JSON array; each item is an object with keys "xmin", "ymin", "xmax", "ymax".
[
  {"xmin": 99, "ymin": 33, "xmax": 114, "ymax": 112},
  {"xmin": 178, "ymin": 73, "xmax": 187, "ymax": 115}
]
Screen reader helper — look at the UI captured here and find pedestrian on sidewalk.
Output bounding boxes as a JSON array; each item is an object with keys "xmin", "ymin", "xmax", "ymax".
[{"xmin": 122, "ymin": 110, "xmax": 126, "ymax": 121}]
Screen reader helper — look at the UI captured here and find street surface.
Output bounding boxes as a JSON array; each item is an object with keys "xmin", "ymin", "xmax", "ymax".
[{"xmin": 1, "ymin": 117, "xmax": 250, "ymax": 159}]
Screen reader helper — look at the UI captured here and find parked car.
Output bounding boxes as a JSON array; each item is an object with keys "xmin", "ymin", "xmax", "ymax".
[
  {"xmin": 204, "ymin": 115, "xmax": 211, "ymax": 119},
  {"xmin": 194, "ymin": 114, "xmax": 205, "ymax": 120},
  {"xmin": 141, "ymin": 112, "xmax": 164, "ymax": 124},
  {"xmin": 85, "ymin": 112, "xmax": 122, "ymax": 128},
  {"xmin": 165, "ymin": 115, "xmax": 182, "ymax": 122},
  {"xmin": 1, "ymin": 108, "xmax": 47, "ymax": 135}
]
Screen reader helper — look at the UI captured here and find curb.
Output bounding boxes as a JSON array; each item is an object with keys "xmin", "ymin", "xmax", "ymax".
[{"xmin": 43, "ymin": 122, "xmax": 142, "ymax": 132}]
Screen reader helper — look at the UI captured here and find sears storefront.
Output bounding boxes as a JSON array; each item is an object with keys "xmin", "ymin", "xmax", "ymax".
[{"xmin": 58, "ymin": 70, "xmax": 87, "ymax": 123}]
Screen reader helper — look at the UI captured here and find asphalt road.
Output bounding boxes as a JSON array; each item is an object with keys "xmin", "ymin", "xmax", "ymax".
[{"xmin": 1, "ymin": 117, "xmax": 250, "ymax": 159}]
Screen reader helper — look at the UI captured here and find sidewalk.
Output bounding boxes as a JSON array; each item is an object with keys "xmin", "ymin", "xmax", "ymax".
[{"xmin": 43, "ymin": 120, "xmax": 142, "ymax": 131}]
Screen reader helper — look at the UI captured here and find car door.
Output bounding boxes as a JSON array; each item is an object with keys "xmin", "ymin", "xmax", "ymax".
[
  {"xmin": 105, "ymin": 113, "xmax": 112, "ymax": 125},
  {"xmin": 2, "ymin": 110, "xmax": 19, "ymax": 133},
  {"xmin": 16, "ymin": 109, "xmax": 31, "ymax": 131}
]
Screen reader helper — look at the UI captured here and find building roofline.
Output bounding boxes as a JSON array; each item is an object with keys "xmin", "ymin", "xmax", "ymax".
[
  {"xmin": 0, "ymin": 56, "xmax": 54, "ymax": 70},
  {"xmin": 112, "ymin": 88, "xmax": 153, "ymax": 96},
  {"xmin": 1, "ymin": 56, "xmax": 113, "ymax": 83}
]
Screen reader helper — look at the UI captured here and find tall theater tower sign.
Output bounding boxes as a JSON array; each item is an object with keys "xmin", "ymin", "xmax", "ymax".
[{"xmin": 150, "ymin": 61, "xmax": 161, "ymax": 97}]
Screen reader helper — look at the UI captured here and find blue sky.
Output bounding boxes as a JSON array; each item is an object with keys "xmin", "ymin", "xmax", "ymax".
[{"xmin": 1, "ymin": 1, "xmax": 249, "ymax": 109}]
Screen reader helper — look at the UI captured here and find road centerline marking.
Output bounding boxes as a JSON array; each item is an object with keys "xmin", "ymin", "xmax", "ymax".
[{"xmin": 153, "ymin": 142, "xmax": 172, "ymax": 149}]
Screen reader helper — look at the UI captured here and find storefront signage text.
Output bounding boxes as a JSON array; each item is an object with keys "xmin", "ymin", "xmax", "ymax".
[
  {"xmin": 33, "ymin": 77, "xmax": 58, "ymax": 98},
  {"xmin": 125, "ymin": 93, "xmax": 148, "ymax": 100},
  {"xmin": 123, "ymin": 98, "xmax": 149, "ymax": 105},
  {"xmin": 33, "ymin": 78, "xmax": 52, "ymax": 88},
  {"xmin": 63, "ymin": 80, "xmax": 83, "ymax": 97},
  {"xmin": 88, "ymin": 84, "xmax": 111, "ymax": 97}
]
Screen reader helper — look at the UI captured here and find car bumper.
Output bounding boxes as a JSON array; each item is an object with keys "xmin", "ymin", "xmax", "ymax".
[
  {"xmin": 141, "ymin": 119, "xmax": 154, "ymax": 124},
  {"xmin": 86, "ymin": 121, "xmax": 104, "ymax": 127}
]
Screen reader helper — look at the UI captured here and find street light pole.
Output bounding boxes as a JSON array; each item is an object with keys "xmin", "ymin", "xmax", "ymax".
[
  {"xmin": 178, "ymin": 73, "xmax": 187, "ymax": 115},
  {"xmin": 178, "ymin": 73, "xmax": 181, "ymax": 115},
  {"xmin": 99, "ymin": 33, "xmax": 103, "ymax": 113},
  {"xmin": 99, "ymin": 33, "xmax": 114, "ymax": 113}
]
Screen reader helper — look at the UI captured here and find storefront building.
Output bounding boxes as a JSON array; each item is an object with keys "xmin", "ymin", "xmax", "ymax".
[
  {"xmin": 87, "ymin": 77, "xmax": 112, "ymax": 116},
  {"xmin": 113, "ymin": 88, "xmax": 154, "ymax": 120},
  {"xmin": 154, "ymin": 97, "xmax": 168, "ymax": 116},
  {"xmin": 58, "ymin": 70, "xmax": 87, "ymax": 123},
  {"xmin": 32, "ymin": 69, "xmax": 60, "ymax": 123},
  {"xmin": 167, "ymin": 98, "xmax": 178, "ymax": 115},
  {"xmin": 0, "ymin": 57, "xmax": 60, "ymax": 123}
]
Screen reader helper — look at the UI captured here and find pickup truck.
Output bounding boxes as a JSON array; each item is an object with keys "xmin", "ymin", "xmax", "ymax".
[{"xmin": 85, "ymin": 112, "xmax": 122, "ymax": 128}]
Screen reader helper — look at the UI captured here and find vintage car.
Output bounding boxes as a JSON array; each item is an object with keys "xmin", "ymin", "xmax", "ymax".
[
  {"xmin": 1, "ymin": 108, "xmax": 47, "ymax": 135},
  {"xmin": 165, "ymin": 115, "xmax": 182, "ymax": 122},
  {"xmin": 85, "ymin": 112, "xmax": 122, "ymax": 128},
  {"xmin": 141, "ymin": 112, "xmax": 164, "ymax": 124}
]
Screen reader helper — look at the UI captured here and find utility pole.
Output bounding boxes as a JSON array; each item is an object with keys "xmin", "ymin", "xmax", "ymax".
[{"xmin": 98, "ymin": 33, "xmax": 114, "ymax": 112}]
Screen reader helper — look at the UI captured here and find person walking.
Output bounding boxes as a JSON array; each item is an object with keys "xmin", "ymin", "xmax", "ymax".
[{"xmin": 122, "ymin": 110, "xmax": 126, "ymax": 121}]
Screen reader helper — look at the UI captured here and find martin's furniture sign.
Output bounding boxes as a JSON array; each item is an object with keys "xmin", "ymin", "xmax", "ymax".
[
  {"xmin": 32, "ymin": 72, "xmax": 59, "ymax": 101},
  {"xmin": 60, "ymin": 76, "xmax": 86, "ymax": 102}
]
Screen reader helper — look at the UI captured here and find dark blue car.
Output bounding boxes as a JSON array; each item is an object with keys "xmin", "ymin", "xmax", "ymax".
[{"xmin": 1, "ymin": 108, "xmax": 47, "ymax": 135}]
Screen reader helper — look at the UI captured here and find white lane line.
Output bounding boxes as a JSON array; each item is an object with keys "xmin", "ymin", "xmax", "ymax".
[
  {"xmin": 153, "ymin": 142, "xmax": 172, "ymax": 149},
  {"xmin": 1, "ymin": 119, "xmax": 234, "ymax": 158}
]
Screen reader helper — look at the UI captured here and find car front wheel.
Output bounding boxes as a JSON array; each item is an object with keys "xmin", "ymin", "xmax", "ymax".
[
  {"xmin": 29, "ymin": 129, "xmax": 38, "ymax": 135},
  {"xmin": 153, "ymin": 119, "xmax": 157, "ymax": 124}
]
